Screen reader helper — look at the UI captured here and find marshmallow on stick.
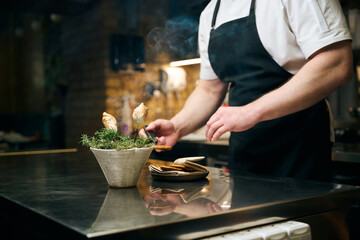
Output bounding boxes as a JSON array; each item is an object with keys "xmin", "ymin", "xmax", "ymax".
[
  {"xmin": 132, "ymin": 103, "xmax": 148, "ymax": 128},
  {"xmin": 102, "ymin": 112, "xmax": 118, "ymax": 133}
]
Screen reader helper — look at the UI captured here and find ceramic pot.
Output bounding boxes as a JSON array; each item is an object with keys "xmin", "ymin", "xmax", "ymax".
[{"xmin": 90, "ymin": 146, "xmax": 153, "ymax": 188}]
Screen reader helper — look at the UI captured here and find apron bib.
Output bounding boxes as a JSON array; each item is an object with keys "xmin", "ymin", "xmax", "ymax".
[{"xmin": 208, "ymin": 0, "xmax": 332, "ymax": 181}]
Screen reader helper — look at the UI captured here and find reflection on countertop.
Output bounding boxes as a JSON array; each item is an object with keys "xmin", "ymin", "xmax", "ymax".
[{"xmin": 0, "ymin": 152, "xmax": 359, "ymax": 239}]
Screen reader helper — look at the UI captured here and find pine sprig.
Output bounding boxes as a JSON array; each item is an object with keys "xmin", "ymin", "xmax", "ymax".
[{"xmin": 80, "ymin": 128, "xmax": 154, "ymax": 150}]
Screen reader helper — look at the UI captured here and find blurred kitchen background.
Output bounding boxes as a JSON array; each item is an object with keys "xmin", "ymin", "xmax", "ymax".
[
  {"xmin": 0, "ymin": 0, "xmax": 208, "ymax": 149},
  {"xmin": 0, "ymin": 0, "xmax": 360, "ymax": 183}
]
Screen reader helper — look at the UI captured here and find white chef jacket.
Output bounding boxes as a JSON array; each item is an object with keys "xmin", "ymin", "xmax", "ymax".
[{"xmin": 199, "ymin": 0, "xmax": 352, "ymax": 80}]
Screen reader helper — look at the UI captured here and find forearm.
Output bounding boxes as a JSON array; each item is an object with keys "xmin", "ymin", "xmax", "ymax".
[
  {"xmin": 171, "ymin": 79, "xmax": 228, "ymax": 138},
  {"xmin": 249, "ymin": 40, "xmax": 353, "ymax": 124}
]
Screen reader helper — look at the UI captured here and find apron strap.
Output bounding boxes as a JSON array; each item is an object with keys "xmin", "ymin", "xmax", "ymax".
[
  {"xmin": 211, "ymin": 0, "xmax": 256, "ymax": 29},
  {"xmin": 249, "ymin": 0, "xmax": 256, "ymax": 15},
  {"xmin": 211, "ymin": 0, "xmax": 221, "ymax": 29}
]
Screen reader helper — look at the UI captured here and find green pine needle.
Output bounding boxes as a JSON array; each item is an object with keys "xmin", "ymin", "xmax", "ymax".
[{"xmin": 80, "ymin": 128, "xmax": 154, "ymax": 150}]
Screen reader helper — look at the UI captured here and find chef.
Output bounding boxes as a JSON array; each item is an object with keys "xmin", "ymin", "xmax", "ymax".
[{"xmin": 141, "ymin": 0, "xmax": 353, "ymax": 181}]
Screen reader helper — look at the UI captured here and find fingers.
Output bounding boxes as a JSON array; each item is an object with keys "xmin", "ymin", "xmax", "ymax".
[
  {"xmin": 206, "ymin": 108, "xmax": 228, "ymax": 141},
  {"xmin": 211, "ymin": 125, "xmax": 227, "ymax": 142},
  {"xmin": 157, "ymin": 136, "xmax": 166, "ymax": 145},
  {"xmin": 212, "ymin": 203, "xmax": 223, "ymax": 213},
  {"xmin": 152, "ymin": 136, "xmax": 165, "ymax": 152},
  {"xmin": 139, "ymin": 119, "xmax": 177, "ymax": 149},
  {"xmin": 139, "ymin": 120, "xmax": 161, "ymax": 138},
  {"xmin": 141, "ymin": 119, "xmax": 166, "ymax": 138},
  {"xmin": 145, "ymin": 120, "xmax": 161, "ymax": 131},
  {"xmin": 138, "ymin": 128, "xmax": 147, "ymax": 138},
  {"xmin": 206, "ymin": 120, "xmax": 224, "ymax": 142},
  {"xmin": 205, "ymin": 109, "xmax": 220, "ymax": 140},
  {"xmin": 146, "ymin": 119, "xmax": 173, "ymax": 134},
  {"xmin": 207, "ymin": 203, "xmax": 223, "ymax": 214}
]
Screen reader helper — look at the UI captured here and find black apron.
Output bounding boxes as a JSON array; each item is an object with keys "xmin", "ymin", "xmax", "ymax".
[{"xmin": 208, "ymin": 0, "xmax": 332, "ymax": 181}]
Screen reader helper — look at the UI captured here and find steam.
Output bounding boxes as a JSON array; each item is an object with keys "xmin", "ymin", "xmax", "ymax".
[{"xmin": 147, "ymin": 16, "xmax": 199, "ymax": 58}]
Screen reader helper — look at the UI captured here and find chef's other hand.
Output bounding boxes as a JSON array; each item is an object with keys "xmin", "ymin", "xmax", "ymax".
[
  {"xmin": 206, "ymin": 106, "xmax": 257, "ymax": 142},
  {"xmin": 139, "ymin": 119, "xmax": 180, "ymax": 150}
]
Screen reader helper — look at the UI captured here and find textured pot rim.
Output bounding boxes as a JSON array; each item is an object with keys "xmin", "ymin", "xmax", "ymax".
[{"xmin": 90, "ymin": 146, "xmax": 154, "ymax": 152}]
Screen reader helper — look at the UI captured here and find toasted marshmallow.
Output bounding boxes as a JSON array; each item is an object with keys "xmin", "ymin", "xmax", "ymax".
[
  {"xmin": 102, "ymin": 112, "xmax": 118, "ymax": 133},
  {"xmin": 132, "ymin": 103, "xmax": 148, "ymax": 126}
]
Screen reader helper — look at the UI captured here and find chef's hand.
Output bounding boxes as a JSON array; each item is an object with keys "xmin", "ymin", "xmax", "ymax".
[
  {"xmin": 143, "ymin": 190, "xmax": 177, "ymax": 216},
  {"xmin": 139, "ymin": 119, "xmax": 180, "ymax": 150},
  {"xmin": 207, "ymin": 202, "xmax": 223, "ymax": 214},
  {"xmin": 206, "ymin": 105, "xmax": 257, "ymax": 142}
]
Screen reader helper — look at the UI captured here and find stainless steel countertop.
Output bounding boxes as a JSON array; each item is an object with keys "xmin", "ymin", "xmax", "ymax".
[{"xmin": 0, "ymin": 151, "xmax": 359, "ymax": 239}]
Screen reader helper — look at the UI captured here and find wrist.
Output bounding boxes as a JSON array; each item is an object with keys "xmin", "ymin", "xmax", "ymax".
[
  {"xmin": 169, "ymin": 117, "xmax": 184, "ymax": 139},
  {"xmin": 246, "ymin": 100, "xmax": 267, "ymax": 126}
]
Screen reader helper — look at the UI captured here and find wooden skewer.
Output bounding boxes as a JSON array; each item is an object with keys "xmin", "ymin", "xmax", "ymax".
[{"xmin": 133, "ymin": 128, "xmax": 138, "ymax": 143}]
